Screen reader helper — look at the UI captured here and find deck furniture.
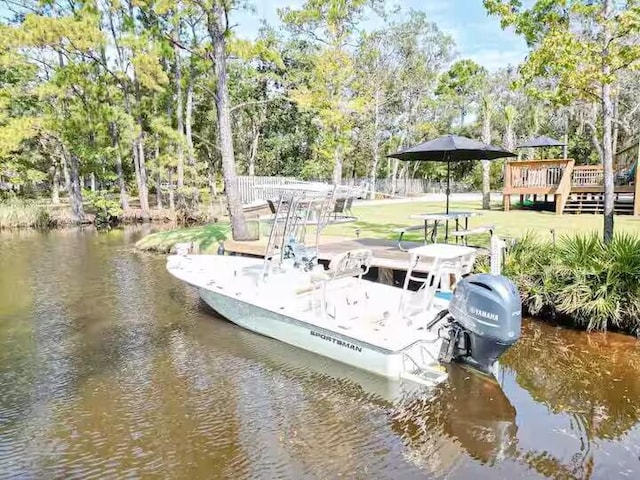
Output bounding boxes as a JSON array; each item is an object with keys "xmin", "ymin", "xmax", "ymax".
[
  {"xmin": 409, "ymin": 211, "xmax": 480, "ymax": 244},
  {"xmin": 399, "ymin": 243, "xmax": 477, "ymax": 320},
  {"xmin": 450, "ymin": 224, "xmax": 495, "ymax": 246}
]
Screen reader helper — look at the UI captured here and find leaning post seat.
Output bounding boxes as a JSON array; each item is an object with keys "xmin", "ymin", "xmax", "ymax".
[
  {"xmin": 400, "ymin": 244, "xmax": 477, "ymax": 323},
  {"xmin": 310, "ymin": 249, "xmax": 373, "ymax": 318}
]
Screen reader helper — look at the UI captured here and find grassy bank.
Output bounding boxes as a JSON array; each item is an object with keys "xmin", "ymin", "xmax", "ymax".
[
  {"xmin": 476, "ymin": 233, "xmax": 640, "ymax": 334},
  {"xmin": 0, "ymin": 199, "xmax": 83, "ymax": 229},
  {"xmin": 135, "ymin": 223, "xmax": 229, "ymax": 253}
]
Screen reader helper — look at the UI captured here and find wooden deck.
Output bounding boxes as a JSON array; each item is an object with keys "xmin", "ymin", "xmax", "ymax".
[
  {"xmin": 223, "ymin": 236, "xmax": 457, "ymax": 274},
  {"xmin": 503, "ymin": 152, "xmax": 640, "ymax": 215}
]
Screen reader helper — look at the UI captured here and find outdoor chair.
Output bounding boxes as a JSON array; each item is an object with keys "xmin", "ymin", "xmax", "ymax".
[
  {"xmin": 344, "ymin": 197, "xmax": 354, "ymax": 216},
  {"xmin": 333, "ymin": 198, "xmax": 347, "ymax": 219}
]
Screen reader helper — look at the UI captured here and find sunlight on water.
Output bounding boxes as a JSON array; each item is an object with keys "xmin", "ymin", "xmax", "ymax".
[{"xmin": 1, "ymin": 227, "xmax": 639, "ymax": 479}]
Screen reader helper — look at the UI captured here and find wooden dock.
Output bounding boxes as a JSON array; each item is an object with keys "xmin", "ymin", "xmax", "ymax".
[{"xmin": 223, "ymin": 236, "xmax": 457, "ymax": 274}]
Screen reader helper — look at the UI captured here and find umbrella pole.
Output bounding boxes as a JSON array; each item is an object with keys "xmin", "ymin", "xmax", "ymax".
[
  {"xmin": 445, "ymin": 155, "xmax": 450, "ymax": 243},
  {"xmin": 446, "ymin": 160, "xmax": 450, "ymax": 214}
]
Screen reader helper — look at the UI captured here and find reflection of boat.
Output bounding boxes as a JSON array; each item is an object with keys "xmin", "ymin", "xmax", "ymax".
[
  {"xmin": 391, "ymin": 365, "xmax": 518, "ymax": 473},
  {"xmin": 167, "ymin": 184, "xmax": 521, "ymax": 387}
]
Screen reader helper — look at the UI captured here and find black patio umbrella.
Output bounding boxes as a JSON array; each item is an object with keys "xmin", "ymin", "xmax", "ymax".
[{"xmin": 387, "ymin": 134, "xmax": 516, "ymax": 213}]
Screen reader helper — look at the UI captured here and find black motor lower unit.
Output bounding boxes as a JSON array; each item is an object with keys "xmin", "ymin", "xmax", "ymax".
[{"xmin": 439, "ymin": 273, "xmax": 522, "ymax": 374}]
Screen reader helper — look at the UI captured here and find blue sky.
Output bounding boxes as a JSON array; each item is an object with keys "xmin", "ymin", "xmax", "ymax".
[{"xmin": 235, "ymin": 0, "xmax": 529, "ymax": 71}]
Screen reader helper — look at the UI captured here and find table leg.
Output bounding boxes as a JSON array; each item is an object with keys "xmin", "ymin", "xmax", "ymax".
[
  {"xmin": 423, "ymin": 219, "xmax": 428, "ymax": 245},
  {"xmin": 456, "ymin": 217, "xmax": 460, "ymax": 245},
  {"xmin": 464, "ymin": 217, "xmax": 469, "ymax": 246},
  {"xmin": 431, "ymin": 221, "xmax": 439, "ymax": 243}
]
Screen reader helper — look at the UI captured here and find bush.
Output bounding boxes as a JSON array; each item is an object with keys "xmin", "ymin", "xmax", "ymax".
[
  {"xmin": 85, "ymin": 191, "xmax": 122, "ymax": 229},
  {"xmin": 477, "ymin": 232, "xmax": 640, "ymax": 334}
]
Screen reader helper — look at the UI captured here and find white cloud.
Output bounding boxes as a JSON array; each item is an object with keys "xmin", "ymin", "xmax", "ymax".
[{"xmin": 467, "ymin": 48, "xmax": 527, "ymax": 71}]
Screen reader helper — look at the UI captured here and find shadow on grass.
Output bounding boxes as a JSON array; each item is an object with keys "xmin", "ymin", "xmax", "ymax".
[{"xmin": 136, "ymin": 224, "xmax": 229, "ymax": 253}]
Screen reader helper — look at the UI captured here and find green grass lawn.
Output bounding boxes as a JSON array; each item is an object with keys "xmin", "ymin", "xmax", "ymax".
[
  {"xmin": 135, "ymin": 223, "xmax": 229, "ymax": 253},
  {"xmin": 324, "ymin": 201, "xmax": 640, "ymax": 245},
  {"xmin": 136, "ymin": 201, "xmax": 640, "ymax": 253}
]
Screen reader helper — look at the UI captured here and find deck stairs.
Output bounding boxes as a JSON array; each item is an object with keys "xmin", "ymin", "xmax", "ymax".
[{"xmin": 563, "ymin": 193, "xmax": 635, "ymax": 215}]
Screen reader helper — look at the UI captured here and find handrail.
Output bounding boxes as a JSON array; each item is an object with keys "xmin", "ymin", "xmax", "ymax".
[
  {"xmin": 506, "ymin": 158, "xmax": 572, "ymax": 167},
  {"xmin": 571, "ymin": 165, "xmax": 603, "ymax": 187},
  {"xmin": 507, "ymin": 159, "xmax": 572, "ymax": 189}
]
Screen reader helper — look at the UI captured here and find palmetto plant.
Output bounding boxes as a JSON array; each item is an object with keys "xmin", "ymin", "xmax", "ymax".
[{"xmin": 476, "ymin": 232, "xmax": 640, "ymax": 334}]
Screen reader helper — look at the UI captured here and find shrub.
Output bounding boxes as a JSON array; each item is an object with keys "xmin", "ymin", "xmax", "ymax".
[
  {"xmin": 85, "ymin": 191, "xmax": 123, "ymax": 229},
  {"xmin": 477, "ymin": 232, "xmax": 640, "ymax": 334}
]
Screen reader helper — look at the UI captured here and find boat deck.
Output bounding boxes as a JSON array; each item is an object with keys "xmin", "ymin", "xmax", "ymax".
[{"xmin": 167, "ymin": 254, "xmax": 445, "ymax": 352}]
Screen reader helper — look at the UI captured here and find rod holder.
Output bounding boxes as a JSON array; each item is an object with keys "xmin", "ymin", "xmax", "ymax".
[{"xmin": 490, "ymin": 235, "xmax": 506, "ymax": 275}]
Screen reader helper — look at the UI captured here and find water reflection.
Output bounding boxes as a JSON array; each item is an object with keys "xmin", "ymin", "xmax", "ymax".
[{"xmin": 1, "ymin": 227, "xmax": 639, "ymax": 479}]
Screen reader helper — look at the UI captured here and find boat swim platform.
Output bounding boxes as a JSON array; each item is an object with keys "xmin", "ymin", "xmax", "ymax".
[{"xmin": 222, "ymin": 236, "xmax": 487, "ymax": 275}]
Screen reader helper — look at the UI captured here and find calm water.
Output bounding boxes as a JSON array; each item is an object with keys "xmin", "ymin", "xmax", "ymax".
[{"xmin": 1, "ymin": 228, "xmax": 640, "ymax": 479}]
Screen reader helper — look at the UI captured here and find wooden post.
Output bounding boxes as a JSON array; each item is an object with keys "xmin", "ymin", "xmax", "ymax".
[{"xmin": 503, "ymin": 161, "xmax": 512, "ymax": 211}]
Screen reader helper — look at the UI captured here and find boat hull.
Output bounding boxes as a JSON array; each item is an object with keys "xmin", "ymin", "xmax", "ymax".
[{"xmin": 198, "ymin": 288, "xmax": 410, "ymax": 379}]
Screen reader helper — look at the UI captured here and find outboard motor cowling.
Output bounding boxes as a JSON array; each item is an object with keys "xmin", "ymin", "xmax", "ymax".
[{"xmin": 441, "ymin": 273, "xmax": 521, "ymax": 374}]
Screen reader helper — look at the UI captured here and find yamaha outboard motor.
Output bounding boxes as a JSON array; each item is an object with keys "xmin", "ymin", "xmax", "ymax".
[{"xmin": 439, "ymin": 273, "xmax": 521, "ymax": 374}]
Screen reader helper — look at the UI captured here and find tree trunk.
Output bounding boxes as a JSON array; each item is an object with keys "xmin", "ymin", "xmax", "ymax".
[
  {"xmin": 248, "ymin": 125, "xmax": 259, "ymax": 176},
  {"xmin": 175, "ymin": 42, "xmax": 185, "ymax": 188},
  {"xmin": 368, "ymin": 88, "xmax": 380, "ymax": 200},
  {"xmin": 50, "ymin": 161, "xmax": 60, "ymax": 205},
  {"xmin": 208, "ymin": 158, "xmax": 218, "ymax": 208},
  {"xmin": 332, "ymin": 142, "xmax": 343, "ymax": 185},
  {"xmin": 61, "ymin": 153, "xmax": 71, "ymax": 192},
  {"xmin": 185, "ymin": 71, "xmax": 196, "ymax": 167},
  {"xmin": 168, "ymin": 169, "xmax": 175, "ymax": 211},
  {"xmin": 207, "ymin": 3, "xmax": 249, "ymax": 240},
  {"xmin": 69, "ymin": 153, "xmax": 84, "ymax": 222},
  {"xmin": 602, "ymin": 0, "xmax": 614, "ymax": 243},
  {"xmin": 137, "ymin": 134, "xmax": 150, "ymax": 217},
  {"xmin": 90, "ymin": 172, "xmax": 96, "ymax": 192},
  {"xmin": 109, "ymin": 122, "xmax": 129, "ymax": 210},
  {"xmin": 154, "ymin": 133, "xmax": 163, "ymax": 209},
  {"xmin": 612, "ymin": 94, "xmax": 619, "ymax": 160},
  {"xmin": 481, "ymin": 97, "xmax": 492, "ymax": 209},
  {"xmin": 390, "ymin": 158, "xmax": 399, "ymax": 196}
]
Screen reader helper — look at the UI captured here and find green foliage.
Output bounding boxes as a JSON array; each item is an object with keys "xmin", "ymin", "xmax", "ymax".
[
  {"xmin": 85, "ymin": 191, "xmax": 122, "ymax": 229},
  {"xmin": 477, "ymin": 232, "xmax": 640, "ymax": 333},
  {"xmin": 0, "ymin": 198, "xmax": 52, "ymax": 229}
]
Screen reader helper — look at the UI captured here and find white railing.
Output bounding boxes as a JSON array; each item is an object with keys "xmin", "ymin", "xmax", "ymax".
[{"xmin": 237, "ymin": 176, "xmax": 472, "ymax": 203}]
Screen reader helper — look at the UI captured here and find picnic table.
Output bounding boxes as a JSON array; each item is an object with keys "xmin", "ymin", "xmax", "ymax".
[
  {"xmin": 395, "ymin": 211, "xmax": 494, "ymax": 250},
  {"xmin": 411, "ymin": 211, "xmax": 479, "ymax": 243}
]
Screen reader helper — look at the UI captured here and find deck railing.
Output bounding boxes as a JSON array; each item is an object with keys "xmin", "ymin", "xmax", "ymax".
[
  {"xmin": 506, "ymin": 159, "xmax": 572, "ymax": 190},
  {"xmin": 572, "ymin": 165, "xmax": 604, "ymax": 186}
]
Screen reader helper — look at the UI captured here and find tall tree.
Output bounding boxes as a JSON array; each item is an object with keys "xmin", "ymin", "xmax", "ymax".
[
  {"xmin": 204, "ymin": 1, "xmax": 250, "ymax": 240},
  {"xmin": 281, "ymin": 0, "xmax": 378, "ymax": 184},
  {"xmin": 485, "ymin": 0, "xmax": 640, "ymax": 242},
  {"xmin": 436, "ymin": 59, "xmax": 487, "ymax": 129}
]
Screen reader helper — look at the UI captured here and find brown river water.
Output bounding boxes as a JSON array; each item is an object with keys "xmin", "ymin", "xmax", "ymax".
[{"xmin": 1, "ymin": 227, "xmax": 640, "ymax": 479}]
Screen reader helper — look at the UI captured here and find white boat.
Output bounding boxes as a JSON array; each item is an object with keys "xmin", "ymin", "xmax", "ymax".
[{"xmin": 167, "ymin": 184, "xmax": 522, "ymax": 387}]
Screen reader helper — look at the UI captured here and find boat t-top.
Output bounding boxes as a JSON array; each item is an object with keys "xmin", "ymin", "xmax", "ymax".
[{"xmin": 167, "ymin": 183, "xmax": 521, "ymax": 387}]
